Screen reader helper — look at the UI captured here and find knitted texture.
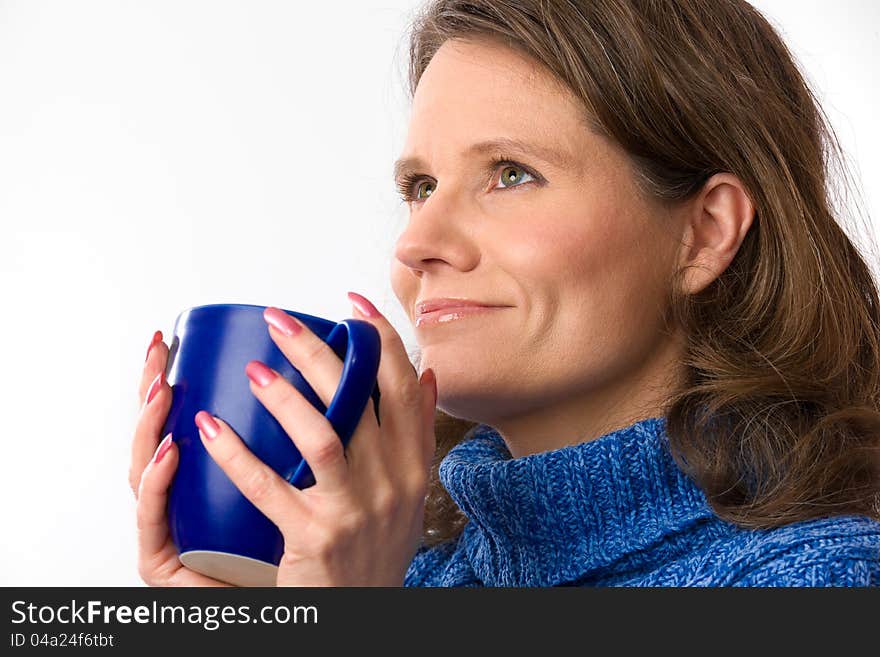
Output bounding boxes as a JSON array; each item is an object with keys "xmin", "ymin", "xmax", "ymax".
[{"xmin": 404, "ymin": 416, "xmax": 880, "ymax": 587}]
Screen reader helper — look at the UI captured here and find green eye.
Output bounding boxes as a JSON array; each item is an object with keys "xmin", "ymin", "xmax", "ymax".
[
  {"xmin": 497, "ymin": 165, "xmax": 534, "ymax": 189},
  {"xmin": 500, "ymin": 166, "xmax": 524, "ymax": 186},
  {"xmin": 396, "ymin": 158, "xmax": 539, "ymax": 205}
]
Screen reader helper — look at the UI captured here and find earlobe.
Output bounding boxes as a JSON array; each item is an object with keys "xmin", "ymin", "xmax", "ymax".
[{"xmin": 675, "ymin": 173, "xmax": 755, "ymax": 296}]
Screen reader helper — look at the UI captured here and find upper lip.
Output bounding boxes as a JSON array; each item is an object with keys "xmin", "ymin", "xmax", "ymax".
[{"xmin": 415, "ymin": 297, "xmax": 506, "ymax": 316}]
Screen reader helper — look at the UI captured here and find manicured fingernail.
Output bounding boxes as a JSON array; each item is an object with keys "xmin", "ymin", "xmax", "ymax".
[
  {"xmin": 145, "ymin": 330, "xmax": 163, "ymax": 363},
  {"xmin": 154, "ymin": 433, "xmax": 173, "ymax": 463},
  {"xmin": 145, "ymin": 371, "xmax": 164, "ymax": 405},
  {"xmin": 263, "ymin": 307, "xmax": 303, "ymax": 337},
  {"xmin": 195, "ymin": 410, "xmax": 220, "ymax": 440},
  {"xmin": 421, "ymin": 367, "xmax": 437, "ymax": 406},
  {"xmin": 246, "ymin": 360, "xmax": 277, "ymax": 387},
  {"xmin": 347, "ymin": 291, "xmax": 381, "ymax": 318}
]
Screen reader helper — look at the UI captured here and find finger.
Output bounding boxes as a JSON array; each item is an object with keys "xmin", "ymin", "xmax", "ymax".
[
  {"xmin": 138, "ymin": 330, "xmax": 167, "ymax": 405},
  {"xmin": 330, "ymin": 377, "xmax": 387, "ymax": 483},
  {"xmin": 245, "ymin": 361, "xmax": 351, "ymax": 490},
  {"xmin": 262, "ymin": 307, "xmax": 344, "ymax": 409},
  {"xmin": 262, "ymin": 306, "xmax": 384, "ymax": 482},
  {"xmin": 346, "ymin": 292, "xmax": 424, "ymax": 450},
  {"xmin": 130, "ymin": 369, "xmax": 172, "ymax": 499},
  {"xmin": 136, "ymin": 434, "xmax": 178, "ymax": 556},
  {"xmin": 418, "ymin": 367, "xmax": 438, "ymax": 475},
  {"xmin": 194, "ymin": 411, "xmax": 306, "ymax": 526}
]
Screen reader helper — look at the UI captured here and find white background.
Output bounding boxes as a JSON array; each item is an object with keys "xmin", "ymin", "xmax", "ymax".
[{"xmin": 0, "ymin": 1, "xmax": 877, "ymax": 585}]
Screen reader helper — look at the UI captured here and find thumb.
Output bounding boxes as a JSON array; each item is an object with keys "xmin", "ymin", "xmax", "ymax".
[{"xmin": 418, "ymin": 367, "xmax": 438, "ymax": 473}]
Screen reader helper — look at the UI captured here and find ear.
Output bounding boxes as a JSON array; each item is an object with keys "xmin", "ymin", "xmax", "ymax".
[{"xmin": 676, "ymin": 173, "xmax": 755, "ymax": 295}]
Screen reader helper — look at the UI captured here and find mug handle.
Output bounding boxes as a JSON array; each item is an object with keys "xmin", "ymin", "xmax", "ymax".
[{"xmin": 286, "ymin": 318, "xmax": 381, "ymax": 489}]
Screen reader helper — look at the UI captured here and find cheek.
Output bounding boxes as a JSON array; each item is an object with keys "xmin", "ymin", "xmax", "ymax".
[
  {"xmin": 578, "ymin": 218, "xmax": 673, "ymax": 364},
  {"xmin": 504, "ymin": 202, "xmax": 671, "ymax": 357},
  {"xmin": 491, "ymin": 204, "xmax": 595, "ymax": 285},
  {"xmin": 501, "ymin": 202, "xmax": 638, "ymax": 300}
]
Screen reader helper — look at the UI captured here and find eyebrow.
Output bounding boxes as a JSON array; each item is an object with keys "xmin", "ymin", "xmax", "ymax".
[{"xmin": 392, "ymin": 137, "xmax": 576, "ymax": 185}]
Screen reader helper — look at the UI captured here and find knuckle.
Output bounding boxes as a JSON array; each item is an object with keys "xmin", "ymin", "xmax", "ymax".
[
  {"xmin": 216, "ymin": 443, "xmax": 244, "ymax": 470},
  {"xmin": 315, "ymin": 528, "xmax": 337, "ymax": 553},
  {"xmin": 308, "ymin": 434, "xmax": 344, "ymax": 469},
  {"xmin": 272, "ymin": 384, "xmax": 298, "ymax": 409},
  {"xmin": 279, "ymin": 550, "xmax": 307, "ymax": 570},
  {"xmin": 302, "ymin": 337, "xmax": 331, "ymax": 364},
  {"xmin": 241, "ymin": 466, "xmax": 275, "ymax": 503},
  {"xmin": 396, "ymin": 378, "xmax": 422, "ymax": 409},
  {"xmin": 406, "ymin": 471, "xmax": 429, "ymax": 500},
  {"xmin": 372, "ymin": 484, "xmax": 399, "ymax": 517},
  {"xmin": 338, "ymin": 510, "xmax": 368, "ymax": 537},
  {"xmin": 305, "ymin": 513, "xmax": 368, "ymax": 556},
  {"xmin": 305, "ymin": 525, "xmax": 340, "ymax": 556}
]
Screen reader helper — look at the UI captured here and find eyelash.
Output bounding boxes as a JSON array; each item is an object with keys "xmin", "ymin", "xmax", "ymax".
[{"xmin": 395, "ymin": 155, "xmax": 541, "ymax": 203}]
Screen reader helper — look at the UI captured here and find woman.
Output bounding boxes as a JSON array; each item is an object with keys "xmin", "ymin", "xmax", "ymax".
[{"xmin": 130, "ymin": 0, "xmax": 880, "ymax": 586}]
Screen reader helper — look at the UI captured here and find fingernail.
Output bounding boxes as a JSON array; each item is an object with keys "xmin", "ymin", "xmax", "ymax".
[
  {"xmin": 421, "ymin": 367, "xmax": 437, "ymax": 406},
  {"xmin": 195, "ymin": 410, "xmax": 220, "ymax": 440},
  {"xmin": 263, "ymin": 307, "xmax": 303, "ymax": 337},
  {"xmin": 246, "ymin": 360, "xmax": 277, "ymax": 387},
  {"xmin": 347, "ymin": 291, "xmax": 382, "ymax": 318},
  {"xmin": 145, "ymin": 371, "xmax": 164, "ymax": 405},
  {"xmin": 154, "ymin": 433, "xmax": 173, "ymax": 463},
  {"xmin": 145, "ymin": 330, "xmax": 163, "ymax": 363}
]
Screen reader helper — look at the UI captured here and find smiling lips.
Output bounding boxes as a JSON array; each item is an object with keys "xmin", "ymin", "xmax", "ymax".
[{"xmin": 414, "ymin": 297, "xmax": 511, "ymax": 328}]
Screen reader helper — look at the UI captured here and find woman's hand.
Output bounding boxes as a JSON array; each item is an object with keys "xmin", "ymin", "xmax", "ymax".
[
  {"xmin": 193, "ymin": 293, "xmax": 437, "ymax": 586},
  {"xmin": 130, "ymin": 332, "xmax": 232, "ymax": 586}
]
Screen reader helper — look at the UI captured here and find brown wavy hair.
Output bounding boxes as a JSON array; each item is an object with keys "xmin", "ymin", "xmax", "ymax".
[{"xmin": 396, "ymin": 0, "xmax": 880, "ymax": 547}]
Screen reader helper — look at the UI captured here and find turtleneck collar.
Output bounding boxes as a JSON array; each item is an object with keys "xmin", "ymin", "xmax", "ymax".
[{"xmin": 438, "ymin": 416, "xmax": 718, "ymax": 586}]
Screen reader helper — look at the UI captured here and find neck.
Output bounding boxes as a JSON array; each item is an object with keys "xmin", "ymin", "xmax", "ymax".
[{"xmin": 490, "ymin": 330, "xmax": 685, "ymax": 458}]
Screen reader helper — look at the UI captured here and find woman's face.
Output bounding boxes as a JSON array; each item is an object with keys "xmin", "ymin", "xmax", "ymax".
[{"xmin": 390, "ymin": 38, "xmax": 684, "ymax": 429}]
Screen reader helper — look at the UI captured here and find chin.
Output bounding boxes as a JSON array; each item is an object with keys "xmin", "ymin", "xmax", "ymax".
[{"xmin": 429, "ymin": 373, "xmax": 524, "ymax": 425}]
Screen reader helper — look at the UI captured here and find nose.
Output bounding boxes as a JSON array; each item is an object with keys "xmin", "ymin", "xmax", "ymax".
[{"xmin": 393, "ymin": 192, "xmax": 480, "ymax": 276}]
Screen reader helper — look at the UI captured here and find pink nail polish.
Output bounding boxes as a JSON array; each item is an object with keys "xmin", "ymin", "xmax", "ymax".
[
  {"xmin": 263, "ymin": 307, "xmax": 303, "ymax": 337},
  {"xmin": 347, "ymin": 291, "xmax": 382, "ymax": 318},
  {"xmin": 154, "ymin": 433, "xmax": 173, "ymax": 463},
  {"xmin": 146, "ymin": 371, "xmax": 164, "ymax": 405},
  {"xmin": 246, "ymin": 360, "xmax": 277, "ymax": 387},
  {"xmin": 145, "ymin": 330, "xmax": 163, "ymax": 363},
  {"xmin": 421, "ymin": 368, "xmax": 437, "ymax": 406},
  {"xmin": 195, "ymin": 410, "xmax": 220, "ymax": 440}
]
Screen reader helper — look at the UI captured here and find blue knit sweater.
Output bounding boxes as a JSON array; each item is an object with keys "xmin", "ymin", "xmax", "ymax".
[{"xmin": 404, "ymin": 416, "xmax": 880, "ymax": 586}]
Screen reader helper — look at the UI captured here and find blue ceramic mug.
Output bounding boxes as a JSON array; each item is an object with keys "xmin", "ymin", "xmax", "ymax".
[{"xmin": 159, "ymin": 303, "xmax": 382, "ymax": 586}]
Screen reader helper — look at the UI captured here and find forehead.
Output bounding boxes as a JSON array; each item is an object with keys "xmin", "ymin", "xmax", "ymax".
[{"xmin": 403, "ymin": 38, "xmax": 589, "ymax": 156}]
